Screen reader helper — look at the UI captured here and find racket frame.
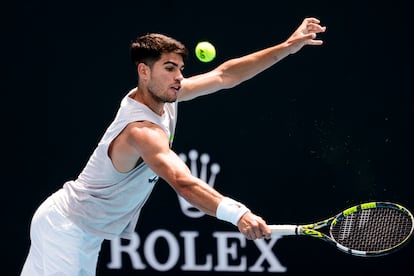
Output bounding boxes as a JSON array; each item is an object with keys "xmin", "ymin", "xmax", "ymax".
[{"xmin": 270, "ymin": 201, "xmax": 414, "ymax": 257}]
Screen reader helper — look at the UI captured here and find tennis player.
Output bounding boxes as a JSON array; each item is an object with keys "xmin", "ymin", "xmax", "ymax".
[{"xmin": 21, "ymin": 17, "xmax": 326, "ymax": 275}]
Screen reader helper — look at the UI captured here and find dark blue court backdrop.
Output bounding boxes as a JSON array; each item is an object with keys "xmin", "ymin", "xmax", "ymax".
[{"xmin": 6, "ymin": 0, "xmax": 413, "ymax": 275}]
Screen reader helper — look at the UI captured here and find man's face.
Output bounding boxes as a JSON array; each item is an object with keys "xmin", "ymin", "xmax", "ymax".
[{"xmin": 146, "ymin": 52, "xmax": 185, "ymax": 103}]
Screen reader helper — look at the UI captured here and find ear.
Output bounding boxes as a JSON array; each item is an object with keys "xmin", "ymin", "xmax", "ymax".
[{"xmin": 137, "ymin": 63, "xmax": 150, "ymax": 80}]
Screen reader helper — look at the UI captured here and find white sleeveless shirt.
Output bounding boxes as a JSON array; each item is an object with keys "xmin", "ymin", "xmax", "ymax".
[{"xmin": 52, "ymin": 89, "xmax": 178, "ymax": 240}]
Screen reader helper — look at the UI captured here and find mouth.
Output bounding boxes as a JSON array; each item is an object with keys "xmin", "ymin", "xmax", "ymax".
[{"xmin": 170, "ymin": 85, "xmax": 181, "ymax": 92}]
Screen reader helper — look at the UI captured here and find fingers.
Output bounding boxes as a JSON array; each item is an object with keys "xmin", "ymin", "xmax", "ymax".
[
  {"xmin": 303, "ymin": 17, "xmax": 322, "ymax": 26},
  {"xmin": 300, "ymin": 17, "xmax": 326, "ymax": 34},
  {"xmin": 304, "ymin": 17, "xmax": 320, "ymax": 23},
  {"xmin": 240, "ymin": 214, "xmax": 272, "ymax": 240},
  {"xmin": 245, "ymin": 228, "xmax": 266, "ymax": 240},
  {"xmin": 302, "ymin": 21, "xmax": 326, "ymax": 36},
  {"xmin": 301, "ymin": 20, "xmax": 326, "ymax": 46},
  {"xmin": 308, "ymin": 23, "xmax": 326, "ymax": 33},
  {"xmin": 245, "ymin": 227, "xmax": 271, "ymax": 240}
]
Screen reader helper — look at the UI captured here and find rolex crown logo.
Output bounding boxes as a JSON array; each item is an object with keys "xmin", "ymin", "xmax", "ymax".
[{"xmin": 177, "ymin": 149, "xmax": 221, "ymax": 218}]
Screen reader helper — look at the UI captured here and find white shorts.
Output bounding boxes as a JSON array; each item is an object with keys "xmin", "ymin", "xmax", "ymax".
[{"xmin": 21, "ymin": 194, "xmax": 104, "ymax": 276}]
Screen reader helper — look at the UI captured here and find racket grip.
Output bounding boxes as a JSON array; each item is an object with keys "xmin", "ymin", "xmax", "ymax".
[{"xmin": 269, "ymin": 225, "xmax": 298, "ymax": 236}]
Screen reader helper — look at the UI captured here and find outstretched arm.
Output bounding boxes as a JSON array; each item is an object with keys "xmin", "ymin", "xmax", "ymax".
[
  {"xmin": 178, "ymin": 17, "xmax": 326, "ymax": 101},
  {"xmin": 125, "ymin": 121, "xmax": 270, "ymax": 240}
]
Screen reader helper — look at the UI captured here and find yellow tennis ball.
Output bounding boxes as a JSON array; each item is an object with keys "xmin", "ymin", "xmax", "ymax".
[{"xmin": 195, "ymin": 41, "xmax": 216, "ymax": 62}]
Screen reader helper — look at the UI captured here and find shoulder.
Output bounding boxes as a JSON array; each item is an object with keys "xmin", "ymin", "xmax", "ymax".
[{"xmin": 125, "ymin": 121, "xmax": 169, "ymax": 147}]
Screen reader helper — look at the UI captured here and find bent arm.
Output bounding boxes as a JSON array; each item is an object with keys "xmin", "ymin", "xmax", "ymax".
[{"xmin": 178, "ymin": 17, "xmax": 326, "ymax": 102}]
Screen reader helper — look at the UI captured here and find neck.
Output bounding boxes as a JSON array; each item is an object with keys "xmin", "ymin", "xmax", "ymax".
[{"xmin": 130, "ymin": 87, "xmax": 165, "ymax": 116}]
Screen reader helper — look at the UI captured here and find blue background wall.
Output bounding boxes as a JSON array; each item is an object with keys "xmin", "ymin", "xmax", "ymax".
[{"xmin": 7, "ymin": 0, "xmax": 413, "ymax": 275}]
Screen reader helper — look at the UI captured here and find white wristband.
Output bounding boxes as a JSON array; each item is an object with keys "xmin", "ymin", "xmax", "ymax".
[{"xmin": 216, "ymin": 197, "xmax": 250, "ymax": 226}]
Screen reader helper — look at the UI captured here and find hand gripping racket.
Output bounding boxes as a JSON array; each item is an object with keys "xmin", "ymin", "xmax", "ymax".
[{"xmin": 269, "ymin": 201, "xmax": 414, "ymax": 257}]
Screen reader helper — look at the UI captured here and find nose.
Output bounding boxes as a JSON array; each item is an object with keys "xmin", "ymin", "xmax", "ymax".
[{"xmin": 175, "ymin": 72, "xmax": 184, "ymax": 82}]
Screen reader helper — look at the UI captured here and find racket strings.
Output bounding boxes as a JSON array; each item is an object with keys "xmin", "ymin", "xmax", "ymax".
[{"xmin": 330, "ymin": 207, "xmax": 413, "ymax": 252}]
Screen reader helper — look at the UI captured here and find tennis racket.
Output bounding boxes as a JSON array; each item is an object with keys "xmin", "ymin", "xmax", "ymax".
[{"xmin": 269, "ymin": 201, "xmax": 414, "ymax": 257}]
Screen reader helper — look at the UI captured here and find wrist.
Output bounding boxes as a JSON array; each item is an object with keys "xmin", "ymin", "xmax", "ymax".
[{"xmin": 216, "ymin": 197, "xmax": 250, "ymax": 226}]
